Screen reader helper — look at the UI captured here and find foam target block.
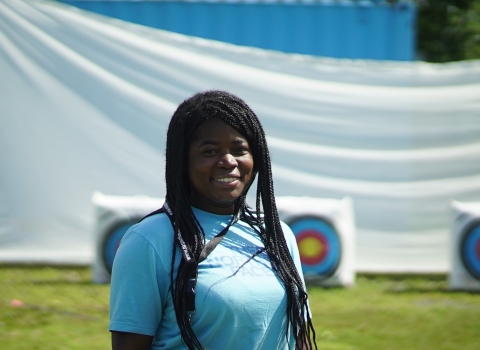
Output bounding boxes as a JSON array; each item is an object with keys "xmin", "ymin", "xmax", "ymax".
[
  {"xmin": 91, "ymin": 193, "xmax": 355, "ymax": 286},
  {"xmin": 91, "ymin": 192, "xmax": 163, "ymax": 283},
  {"xmin": 449, "ymin": 200, "xmax": 480, "ymax": 291},
  {"xmin": 276, "ymin": 196, "xmax": 356, "ymax": 287}
]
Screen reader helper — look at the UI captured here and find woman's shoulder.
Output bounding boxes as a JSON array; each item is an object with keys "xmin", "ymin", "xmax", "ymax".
[
  {"xmin": 279, "ymin": 220, "xmax": 295, "ymax": 237},
  {"xmin": 279, "ymin": 220, "xmax": 298, "ymax": 253},
  {"xmin": 122, "ymin": 211, "xmax": 174, "ymax": 246}
]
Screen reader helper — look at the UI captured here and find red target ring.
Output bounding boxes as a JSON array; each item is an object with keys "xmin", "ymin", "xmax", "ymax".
[
  {"xmin": 296, "ymin": 230, "xmax": 328, "ymax": 265},
  {"xmin": 288, "ymin": 216, "xmax": 341, "ymax": 279}
]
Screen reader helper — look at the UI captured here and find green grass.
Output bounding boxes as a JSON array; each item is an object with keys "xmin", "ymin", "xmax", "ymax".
[
  {"xmin": 0, "ymin": 267, "xmax": 478, "ymax": 349},
  {"xmin": 0, "ymin": 266, "xmax": 110, "ymax": 350},
  {"xmin": 309, "ymin": 274, "xmax": 480, "ymax": 350}
]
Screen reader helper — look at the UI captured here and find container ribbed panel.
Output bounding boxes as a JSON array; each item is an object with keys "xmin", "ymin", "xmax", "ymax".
[{"xmin": 60, "ymin": 0, "xmax": 416, "ymax": 60}]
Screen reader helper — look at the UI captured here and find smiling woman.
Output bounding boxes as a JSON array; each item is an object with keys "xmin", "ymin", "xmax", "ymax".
[{"xmin": 109, "ymin": 90, "xmax": 317, "ymax": 350}]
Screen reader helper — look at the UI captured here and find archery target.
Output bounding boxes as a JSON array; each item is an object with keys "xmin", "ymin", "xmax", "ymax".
[
  {"xmin": 460, "ymin": 220, "xmax": 480, "ymax": 281},
  {"xmin": 101, "ymin": 220, "xmax": 138, "ymax": 274},
  {"xmin": 91, "ymin": 192, "xmax": 164, "ymax": 283},
  {"xmin": 449, "ymin": 200, "xmax": 480, "ymax": 291},
  {"xmin": 288, "ymin": 216, "xmax": 341, "ymax": 279}
]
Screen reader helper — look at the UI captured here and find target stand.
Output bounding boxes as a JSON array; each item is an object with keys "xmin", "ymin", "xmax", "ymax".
[
  {"xmin": 91, "ymin": 192, "xmax": 163, "ymax": 283},
  {"xmin": 276, "ymin": 196, "xmax": 356, "ymax": 287},
  {"xmin": 449, "ymin": 200, "xmax": 480, "ymax": 291}
]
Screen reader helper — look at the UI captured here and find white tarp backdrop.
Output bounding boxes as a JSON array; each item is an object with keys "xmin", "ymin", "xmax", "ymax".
[{"xmin": 1, "ymin": 0, "xmax": 480, "ymax": 272}]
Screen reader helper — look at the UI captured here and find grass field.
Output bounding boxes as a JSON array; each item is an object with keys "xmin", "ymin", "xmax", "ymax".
[{"xmin": 1, "ymin": 266, "xmax": 478, "ymax": 350}]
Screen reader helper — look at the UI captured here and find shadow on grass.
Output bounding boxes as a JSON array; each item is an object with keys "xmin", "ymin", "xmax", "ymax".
[
  {"xmin": 4, "ymin": 300, "xmax": 102, "ymax": 320},
  {"xmin": 28, "ymin": 279, "xmax": 100, "ymax": 286},
  {"xmin": 385, "ymin": 285, "xmax": 480, "ymax": 295},
  {"xmin": 385, "ymin": 283, "xmax": 449, "ymax": 294},
  {"xmin": 0, "ymin": 264, "xmax": 89, "ymax": 270},
  {"xmin": 0, "ymin": 264, "xmax": 101, "ymax": 285},
  {"xmin": 357, "ymin": 274, "xmax": 480, "ymax": 295}
]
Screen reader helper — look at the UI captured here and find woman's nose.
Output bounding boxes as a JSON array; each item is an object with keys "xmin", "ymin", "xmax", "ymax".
[{"xmin": 218, "ymin": 153, "xmax": 237, "ymax": 167}]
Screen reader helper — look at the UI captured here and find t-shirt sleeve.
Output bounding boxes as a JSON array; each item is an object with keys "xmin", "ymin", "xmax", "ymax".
[{"xmin": 109, "ymin": 229, "xmax": 168, "ymax": 336}]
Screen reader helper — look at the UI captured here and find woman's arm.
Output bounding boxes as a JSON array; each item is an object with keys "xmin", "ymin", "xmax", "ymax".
[
  {"xmin": 110, "ymin": 229, "xmax": 167, "ymax": 350},
  {"xmin": 111, "ymin": 331, "xmax": 153, "ymax": 350}
]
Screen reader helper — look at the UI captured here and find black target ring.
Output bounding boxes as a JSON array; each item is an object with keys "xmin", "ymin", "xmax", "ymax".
[
  {"xmin": 460, "ymin": 219, "xmax": 480, "ymax": 281},
  {"xmin": 101, "ymin": 218, "xmax": 139, "ymax": 275}
]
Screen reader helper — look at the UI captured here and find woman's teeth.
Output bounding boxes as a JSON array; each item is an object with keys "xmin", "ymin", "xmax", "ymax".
[{"xmin": 215, "ymin": 178, "xmax": 237, "ymax": 183}]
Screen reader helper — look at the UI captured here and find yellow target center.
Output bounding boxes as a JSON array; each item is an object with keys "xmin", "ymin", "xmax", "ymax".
[{"xmin": 299, "ymin": 237, "xmax": 324, "ymax": 258}]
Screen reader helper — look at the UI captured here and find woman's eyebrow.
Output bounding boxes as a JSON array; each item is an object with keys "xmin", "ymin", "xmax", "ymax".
[
  {"xmin": 198, "ymin": 139, "xmax": 220, "ymax": 147},
  {"xmin": 198, "ymin": 138, "xmax": 247, "ymax": 147}
]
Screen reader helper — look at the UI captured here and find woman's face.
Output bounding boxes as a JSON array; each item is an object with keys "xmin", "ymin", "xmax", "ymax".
[{"xmin": 187, "ymin": 119, "xmax": 254, "ymax": 215}]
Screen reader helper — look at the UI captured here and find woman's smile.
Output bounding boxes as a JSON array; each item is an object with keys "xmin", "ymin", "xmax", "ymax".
[{"xmin": 213, "ymin": 175, "xmax": 239, "ymax": 183}]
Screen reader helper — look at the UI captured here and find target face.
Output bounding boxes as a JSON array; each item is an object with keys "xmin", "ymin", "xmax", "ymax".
[
  {"xmin": 460, "ymin": 220, "xmax": 480, "ymax": 281},
  {"xmin": 288, "ymin": 217, "xmax": 341, "ymax": 279},
  {"xmin": 102, "ymin": 221, "xmax": 136, "ymax": 274}
]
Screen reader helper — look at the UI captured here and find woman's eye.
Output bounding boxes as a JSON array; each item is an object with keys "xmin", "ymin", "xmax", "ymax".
[
  {"xmin": 234, "ymin": 147, "xmax": 249, "ymax": 154},
  {"xmin": 203, "ymin": 149, "xmax": 217, "ymax": 155}
]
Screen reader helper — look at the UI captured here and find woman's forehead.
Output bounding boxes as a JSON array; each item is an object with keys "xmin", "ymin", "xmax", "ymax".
[{"xmin": 190, "ymin": 118, "xmax": 247, "ymax": 143}]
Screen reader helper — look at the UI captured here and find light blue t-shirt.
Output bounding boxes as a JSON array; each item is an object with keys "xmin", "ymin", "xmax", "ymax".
[{"xmin": 109, "ymin": 207, "xmax": 305, "ymax": 350}]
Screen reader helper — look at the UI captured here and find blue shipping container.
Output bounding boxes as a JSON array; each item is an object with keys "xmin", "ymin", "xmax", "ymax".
[{"xmin": 60, "ymin": 0, "xmax": 416, "ymax": 61}]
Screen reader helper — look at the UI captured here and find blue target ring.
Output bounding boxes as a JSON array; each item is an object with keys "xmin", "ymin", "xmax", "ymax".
[
  {"xmin": 102, "ymin": 221, "xmax": 136, "ymax": 274},
  {"xmin": 460, "ymin": 220, "xmax": 480, "ymax": 281},
  {"xmin": 288, "ymin": 217, "xmax": 341, "ymax": 279}
]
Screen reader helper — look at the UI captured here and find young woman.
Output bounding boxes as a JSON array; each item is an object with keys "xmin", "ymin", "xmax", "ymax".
[{"xmin": 109, "ymin": 90, "xmax": 316, "ymax": 350}]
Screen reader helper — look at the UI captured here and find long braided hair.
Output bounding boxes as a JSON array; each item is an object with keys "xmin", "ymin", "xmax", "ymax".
[{"xmin": 165, "ymin": 90, "xmax": 316, "ymax": 349}]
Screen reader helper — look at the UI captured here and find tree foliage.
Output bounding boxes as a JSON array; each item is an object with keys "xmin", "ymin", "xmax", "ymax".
[{"xmin": 417, "ymin": 0, "xmax": 480, "ymax": 62}]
